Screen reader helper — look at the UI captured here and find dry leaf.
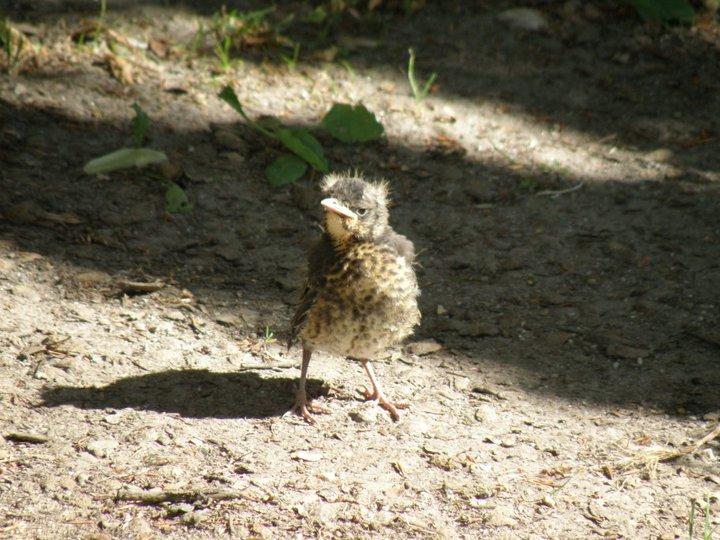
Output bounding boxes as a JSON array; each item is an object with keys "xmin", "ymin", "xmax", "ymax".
[
  {"xmin": 106, "ymin": 53, "xmax": 134, "ymax": 85},
  {"xmin": 149, "ymin": 38, "xmax": 169, "ymax": 58}
]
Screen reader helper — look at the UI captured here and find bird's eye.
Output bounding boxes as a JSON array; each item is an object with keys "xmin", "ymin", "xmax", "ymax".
[{"xmin": 355, "ymin": 208, "xmax": 368, "ymax": 217}]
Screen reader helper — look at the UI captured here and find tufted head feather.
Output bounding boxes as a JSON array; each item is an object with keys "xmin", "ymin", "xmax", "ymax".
[{"xmin": 320, "ymin": 171, "xmax": 391, "ymax": 242}]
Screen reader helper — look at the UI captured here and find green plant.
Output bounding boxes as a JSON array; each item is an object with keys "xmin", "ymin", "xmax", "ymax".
[
  {"xmin": 215, "ymin": 34, "xmax": 233, "ymax": 70},
  {"xmin": 407, "ymin": 48, "xmax": 437, "ymax": 101},
  {"xmin": 263, "ymin": 326, "xmax": 277, "ymax": 344},
  {"xmin": 626, "ymin": 0, "xmax": 695, "ymax": 24},
  {"xmin": 519, "ymin": 178, "xmax": 538, "ymax": 192},
  {"xmin": 689, "ymin": 495, "xmax": 718, "ymax": 540},
  {"xmin": 219, "ymin": 85, "xmax": 385, "ymax": 186},
  {"xmin": 321, "ymin": 103, "xmax": 384, "ymax": 143},
  {"xmin": 0, "ymin": 16, "xmax": 25, "ymax": 73},
  {"xmin": 83, "ymin": 103, "xmax": 191, "ymax": 214},
  {"xmin": 280, "ymin": 42, "xmax": 300, "ymax": 70},
  {"xmin": 208, "ymin": 6, "xmax": 283, "ymax": 69}
]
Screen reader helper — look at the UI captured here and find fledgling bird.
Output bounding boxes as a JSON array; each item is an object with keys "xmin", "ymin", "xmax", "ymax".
[{"xmin": 288, "ymin": 172, "xmax": 421, "ymax": 423}]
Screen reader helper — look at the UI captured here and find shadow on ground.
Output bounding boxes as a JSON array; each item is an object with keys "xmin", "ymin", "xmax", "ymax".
[
  {"xmin": 41, "ymin": 369, "xmax": 326, "ymax": 418},
  {"xmin": 3, "ymin": 1, "xmax": 719, "ymax": 178},
  {"xmin": 1, "ymin": 0, "xmax": 719, "ymax": 420}
]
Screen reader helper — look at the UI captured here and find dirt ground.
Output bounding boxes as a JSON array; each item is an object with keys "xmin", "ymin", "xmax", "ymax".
[{"xmin": 1, "ymin": 1, "xmax": 719, "ymax": 538}]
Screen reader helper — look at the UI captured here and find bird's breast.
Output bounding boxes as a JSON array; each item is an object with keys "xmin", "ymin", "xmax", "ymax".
[{"xmin": 300, "ymin": 241, "xmax": 420, "ymax": 358}]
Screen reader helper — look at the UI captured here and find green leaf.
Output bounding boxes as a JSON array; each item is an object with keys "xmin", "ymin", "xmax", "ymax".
[
  {"xmin": 218, "ymin": 85, "xmax": 275, "ymax": 138},
  {"xmin": 627, "ymin": 0, "xmax": 694, "ymax": 24},
  {"xmin": 276, "ymin": 128, "xmax": 328, "ymax": 172},
  {"xmin": 307, "ymin": 5, "xmax": 327, "ymax": 23},
  {"xmin": 292, "ymin": 128, "xmax": 324, "ymax": 160},
  {"xmin": 131, "ymin": 102, "xmax": 150, "ymax": 148},
  {"xmin": 83, "ymin": 147, "xmax": 168, "ymax": 175},
  {"xmin": 266, "ymin": 154, "xmax": 308, "ymax": 187},
  {"xmin": 321, "ymin": 103, "xmax": 384, "ymax": 143},
  {"xmin": 218, "ymin": 85, "xmax": 245, "ymax": 116},
  {"xmin": 164, "ymin": 182, "xmax": 192, "ymax": 214}
]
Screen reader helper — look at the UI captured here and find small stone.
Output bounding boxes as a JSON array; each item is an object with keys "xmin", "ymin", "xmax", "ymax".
[
  {"xmin": 74, "ymin": 270, "xmax": 112, "ymax": 287},
  {"xmin": 102, "ymin": 412, "xmax": 124, "ymax": 425},
  {"xmin": 238, "ymin": 307, "xmax": 260, "ymax": 327},
  {"xmin": 605, "ymin": 343, "xmax": 650, "ymax": 359},
  {"xmin": 645, "ymin": 148, "xmax": 673, "ymax": 162},
  {"xmin": 498, "ymin": 8, "xmax": 549, "ymax": 32},
  {"xmin": 474, "ymin": 404, "xmax": 498, "ymax": 423},
  {"xmin": 406, "ymin": 339, "xmax": 442, "ymax": 356},
  {"xmin": 167, "ymin": 503, "xmax": 194, "ymax": 515},
  {"xmin": 703, "ymin": 411, "xmax": 720, "ymax": 421},
  {"xmin": 181, "ymin": 511, "xmax": 208, "ymax": 526},
  {"xmin": 86, "ymin": 438, "xmax": 118, "ymax": 458},
  {"xmin": 215, "ymin": 312, "xmax": 240, "ymax": 326},
  {"xmin": 349, "ymin": 407, "xmax": 378, "ymax": 424},
  {"xmin": 541, "ymin": 494, "xmax": 556, "ymax": 508},
  {"xmin": 545, "ymin": 331, "xmax": 573, "ymax": 346},
  {"xmin": 422, "ymin": 441, "xmax": 446, "ymax": 455},
  {"xmin": 485, "ymin": 506, "xmax": 516, "ymax": 527},
  {"xmin": 436, "ymin": 305, "xmax": 448, "ymax": 316},
  {"xmin": 292, "ymin": 450, "xmax": 323, "ymax": 462},
  {"xmin": 454, "ymin": 377, "xmax": 471, "ymax": 391},
  {"xmin": 9, "ymin": 284, "xmax": 41, "ymax": 301},
  {"xmin": 215, "ymin": 243, "xmax": 243, "ymax": 262},
  {"xmin": 213, "ymin": 128, "xmax": 247, "ymax": 152},
  {"xmin": 221, "ymin": 151, "xmax": 245, "ymax": 166}
]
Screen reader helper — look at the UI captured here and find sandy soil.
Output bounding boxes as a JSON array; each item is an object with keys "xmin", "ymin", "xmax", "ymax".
[{"xmin": 0, "ymin": 1, "xmax": 719, "ymax": 538}]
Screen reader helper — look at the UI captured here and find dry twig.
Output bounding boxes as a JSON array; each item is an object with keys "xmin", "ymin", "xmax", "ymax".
[
  {"xmin": 116, "ymin": 487, "xmax": 247, "ymax": 505},
  {"xmin": 613, "ymin": 423, "xmax": 720, "ymax": 476}
]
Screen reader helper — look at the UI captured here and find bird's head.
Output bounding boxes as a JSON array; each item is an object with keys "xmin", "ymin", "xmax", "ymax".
[{"xmin": 320, "ymin": 172, "xmax": 389, "ymax": 243}]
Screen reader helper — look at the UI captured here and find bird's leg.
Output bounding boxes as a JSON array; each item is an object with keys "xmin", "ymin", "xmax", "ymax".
[
  {"xmin": 292, "ymin": 346, "xmax": 328, "ymax": 424},
  {"xmin": 360, "ymin": 360, "xmax": 408, "ymax": 422}
]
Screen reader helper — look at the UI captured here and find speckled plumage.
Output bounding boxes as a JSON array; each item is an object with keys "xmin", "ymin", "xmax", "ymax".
[{"xmin": 288, "ymin": 173, "xmax": 420, "ymax": 423}]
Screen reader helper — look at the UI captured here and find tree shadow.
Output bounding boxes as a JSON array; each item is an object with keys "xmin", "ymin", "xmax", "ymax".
[
  {"xmin": 3, "ymin": 0, "xmax": 718, "ymax": 180},
  {"xmin": 1, "ymin": 0, "xmax": 719, "ymax": 421},
  {"xmin": 41, "ymin": 369, "xmax": 326, "ymax": 418}
]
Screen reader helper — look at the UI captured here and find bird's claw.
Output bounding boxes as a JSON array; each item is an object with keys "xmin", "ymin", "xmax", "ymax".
[
  {"xmin": 360, "ymin": 386, "xmax": 408, "ymax": 422},
  {"xmin": 290, "ymin": 397, "xmax": 330, "ymax": 425}
]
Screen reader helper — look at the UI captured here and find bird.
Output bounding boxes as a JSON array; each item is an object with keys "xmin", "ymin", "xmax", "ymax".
[{"xmin": 288, "ymin": 172, "xmax": 421, "ymax": 423}]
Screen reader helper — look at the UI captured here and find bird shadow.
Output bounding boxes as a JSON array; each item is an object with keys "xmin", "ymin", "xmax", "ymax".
[{"xmin": 40, "ymin": 369, "xmax": 326, "ymax": 419}]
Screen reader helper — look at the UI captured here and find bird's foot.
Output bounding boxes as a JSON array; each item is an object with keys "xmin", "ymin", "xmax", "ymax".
[
  {"xmin": 360, "ymin": 386, "xmax": 408, "ymax": 422},
  {"xmin": 290, "ymin": 396, "xmax": 330, "ymax": 425}
]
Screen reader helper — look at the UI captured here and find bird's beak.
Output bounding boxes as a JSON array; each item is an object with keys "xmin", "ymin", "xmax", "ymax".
[{"xmin": 321, "ymin": 198, "xmax": 357, "ymax": 219}]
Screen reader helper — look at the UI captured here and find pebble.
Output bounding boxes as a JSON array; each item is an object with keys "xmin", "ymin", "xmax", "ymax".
[
  {"xmin": 484, "ymin": 505, "xmax": 516, "ymax": 527},
  {"xmin": 349, "ymin": 407, "xmax": 379, "ymax": 424},
  {"xmin": 9, "ymin": 284, "xmax": 41, "ymax": 301},
  {"xmin": 605, "ymin": 343, "xmax": 650, "ymax": 359},
  {"xmin": 292, "ymin": 450, "xmax": 323, "ymax": 462},
  {"xmin": 215, "ymin": 312, "xmax": 241, "ymax": 326},
  {"xmin": 213, "ymin": 129, "xmax": 247, "ymax": 152},
  {"xmin": 74, "ymin": 270, "xmax": 112, "ymax": 287},
  {"xmin": 645, "ymin": 148, "xmax": 673, "ymax": 162},
  {"xmin": 406, "ymin": 339, "xmax": 442, "ymax": 356},
  {"xmin": 498, "ymin": 8, "xmax": 549, "ymax": 32},
  {"xmin": 475, "ymin": 404, "xmax": 498, "ymax": 423},
  {"xmin": 86, "ymin": 438, "xmax": 118, "ymax": 458}
]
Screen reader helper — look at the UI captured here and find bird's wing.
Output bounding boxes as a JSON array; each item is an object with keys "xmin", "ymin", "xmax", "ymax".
[
  {"xmin": 381, "ymin": 229, "xmax": 416, "ymax": 265},
  {"xmin": 288, "ymin": 234, "xmax": 336, "ymax": 349}
]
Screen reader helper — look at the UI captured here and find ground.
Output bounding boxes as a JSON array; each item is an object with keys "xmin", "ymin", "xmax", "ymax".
[{"xmin": 0, "ymin": 1, "xmax": 719, "ymax": 538}]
